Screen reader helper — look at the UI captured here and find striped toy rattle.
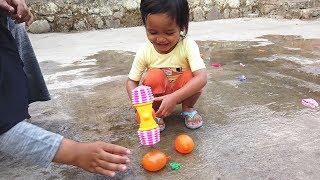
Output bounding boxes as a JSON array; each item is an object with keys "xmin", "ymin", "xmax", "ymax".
[{"xmin": 132, "ymin": 85, "xmax": 160, "ymax": 146}]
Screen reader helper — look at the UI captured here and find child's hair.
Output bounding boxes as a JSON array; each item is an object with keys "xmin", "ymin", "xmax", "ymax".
[{"xmin": 140, "ymin": 0, "xmax": 190, "ymax": 34}]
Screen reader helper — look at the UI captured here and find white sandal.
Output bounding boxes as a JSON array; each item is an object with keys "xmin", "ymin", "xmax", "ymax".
[
  {"xmin": 155, "ymin": 117, "xmax": 166, "ymax": 132},
  {"xmin": 181, "ymin": 110, "xmax": 203, "ymax": 129}
]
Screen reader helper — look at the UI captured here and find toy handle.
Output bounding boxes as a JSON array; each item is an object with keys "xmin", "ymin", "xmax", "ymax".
[{"xmin": 136, "ymin": 108, "xmax": 156, "ymax": 123}]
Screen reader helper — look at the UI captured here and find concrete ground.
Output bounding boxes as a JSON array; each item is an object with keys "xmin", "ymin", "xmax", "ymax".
[{"xmin": 0, "ymin": 18, "xmax": 319, "ymax": 180}]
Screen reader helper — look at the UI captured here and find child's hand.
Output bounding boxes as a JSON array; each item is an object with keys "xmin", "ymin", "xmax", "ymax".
[
  {"xmin": 154, "ymin": 94, "xmax": 178, "ymax": 117},
  {"xmin": 54, "ymin": 140, "xmax": 131, "ymax": 177}
]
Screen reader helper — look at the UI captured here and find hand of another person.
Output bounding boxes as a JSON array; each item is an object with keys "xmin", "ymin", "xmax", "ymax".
[
  {"xmin": 0, "ymin": 0, "xmax": 15, "ymax": 13},
  {"xmin": 54, "ymin": 140, "xmax": 131, "ymax": 177},
  {"xmin": 154, "ymin": 94, "xmax": 178, "ymax": 117},
  {"xmin": 0, "ymin": 0, "xmax": 33, "ymax": 26}
]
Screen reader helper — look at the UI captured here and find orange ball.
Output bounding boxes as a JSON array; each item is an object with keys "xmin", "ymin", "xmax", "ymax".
[
  {"xmin": 141, "ymin": 150, "xmax": 170, "ymax": 172},
  {"xmin": 175, "ymin": 134, "xmax": 195, "ymax": 154}
]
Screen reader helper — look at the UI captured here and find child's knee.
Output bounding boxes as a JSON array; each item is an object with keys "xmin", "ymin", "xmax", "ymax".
[
  {"xmin": 142, "ymin": 68, "xmax": 168, "ymax": 95},
  {"xmin": 173, "ymin": 70, "xmax": 193, "ymax": 90},
  {"xmin": 182, "ymin": 70, "xmax": 193, "ymax": 81}
]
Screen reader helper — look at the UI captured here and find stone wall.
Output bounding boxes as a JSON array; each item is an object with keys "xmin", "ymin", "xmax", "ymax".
[{"xmin": 27, "ymin": 0, "xmax": 320, "ymax": 33}]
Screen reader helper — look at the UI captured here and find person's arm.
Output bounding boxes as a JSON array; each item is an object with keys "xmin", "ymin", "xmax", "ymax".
[
  {"xmin": 0, "ymin": 121, "xmax": 131, "ymax": 177},
  {"xmin": 126, "ymin": 78, "xmax": 139, "ymax": 100},
  {"xmin": 53, "ymin": 139, "xmax": 131, "ymax": 177},
  {"xmin": 155, "ymin": 69, "xmax": 207, "ymax": 117}
]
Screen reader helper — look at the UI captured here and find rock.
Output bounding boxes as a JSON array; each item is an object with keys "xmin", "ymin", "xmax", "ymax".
[
  {"xmin": 113, "ymin": 11, "xmax": 123, "ymax": 19},
  {"xmin": 87, "ymin": 15, "xmax": 104, "ymax": 29},
  {"xmin": 96, "ymin": 19, "xmax": 104, "ymax": 29},
  {"xmin": 46, "ymin": 16, "xmax": 55, "ymax": 22},
  {"xmin": 246, "ymin": 0, "xmax": 256, "ymax": 6},
  {"xmin": 54, "ymin": 17, "xmax": 74, "ymax": 32},
  {"xmin": 189, "ymin": 0, "xmax": 200, "ymax": 8},
  {"xmin": 88, "ymin": 8, "xmax": 100, "ymax": 14},
  {"xmin": 246, "ymin": 13, "xmax": 259, "ymax": 18},
  {"xmin": 301, "ymin": 9, "xmax": 312, "ymax": 19},
  {"xmin": 206, "ymin": 6, "xmax": 223, "ymax": 20},
  {"xmin": 74, "ymin": 20, "xmax": 88, "ymax": 31},
  {"xmin": 223, "ymin": 8, "xmax": 230, "ymax": 18},
  {"xmin": 100, "ymin": 6, "xmax": 113, "ymax": 17},
  {"xmin": 105, "ymin": 18, "xmax": 121, "ymax": 28},
  {"xmin": 123, "ymin": 0, "xmax": 139, "ymax": 11},
  {"xmin": 119, "ymin": 10, "xmax": 142, "ymax": 27},
  {"xmin": 215, "ymin": 0, "xmax": 226, "ymax": 8},
  {"xmin": 311, "ymin": 8, "xmax": 320, "ymax": 17},
  {"xmin": 284, "ymin": 12, "xmax": 293, "ymax": 19},
  {"xmin": 28, "ymin": 20, "xmax": 51, "ymax": 34},
  {"xmin": 59, "ymin": 9, "xmax": 73, "ymax": 18},
  {"xmin": 204, "ymin": 0, "xmax": 213, "ymax": 6},
  {"xmin": 216, "ymin": 0, "xmax": 241, "ymax": 8},
  {"xmin": 302, "ymin": 8, "xmax": 320, "ymax": 19},
  {"xmin": 230, "ymin": 9, "xmax": 240, "ymax": 18},
  {"xmin": 290, "ymin": 9, "xmax": 302, "ymax": 19},
  {"xmin": 37, "ymin": 2, "xmax": 59, "ymax": 15},
  {"xmin": 228, "ymin": 0, "xmax": 241, "ymax": 9},
  {"xmin": 260, "ymin": 4, "xmax": 276, "ymax": 15},
  {"xmin": 193, "ymin": 7, "xmax": 206, "ymax": 21}
]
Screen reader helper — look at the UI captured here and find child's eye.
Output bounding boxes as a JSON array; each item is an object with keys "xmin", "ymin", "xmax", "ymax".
[
  {"xmin": 166, "ymin": 32, "xmax": 175, "ymax": 35},
  {"xmin": 148, "ymin": 31, "xmax": 157, "ymax": 35}
]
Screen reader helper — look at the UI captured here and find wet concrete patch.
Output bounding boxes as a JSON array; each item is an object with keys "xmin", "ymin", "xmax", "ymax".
[{"xmin": 1, "ymin": 35, "xmax": 319, "ymax": 179}]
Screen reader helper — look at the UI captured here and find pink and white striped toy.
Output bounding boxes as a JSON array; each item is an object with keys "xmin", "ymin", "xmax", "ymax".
[
  {"xmin": 132, "ymin": 85, "xmax": 160, "ymax": 146},
  {"xmin": 132, "ymin": 85, "xmax": 154, "ymax": 105},
  {"xmin": 137, "ymin": 128, "xmax": 160, "ymax": 146}
]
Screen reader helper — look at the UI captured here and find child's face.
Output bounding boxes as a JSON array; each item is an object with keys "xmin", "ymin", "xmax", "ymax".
[{"xmin": 145, "ymin": 13, "xmax": 181, "ymax": 54}]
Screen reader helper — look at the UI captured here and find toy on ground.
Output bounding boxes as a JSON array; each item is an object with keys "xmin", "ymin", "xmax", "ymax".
[
  {"xmin": 132, "ymin": 85, "xmax": 160, "ymax": 146},
  {"xmin": 175, "ymin": 134, "xmax": 195, "ymax": 154},
  {"xmin": 238, "ymin": 74, "xmax": 247, "ymax": 82},
  {"xmin": 301, "ymin": 98, "xmax": 319, "ymax": 109},
  {"xmin": 141, "ymin": 150, "xmax": 170, "ymax": 172},
  {"xmin": 169, "ymin": 162, "xmax": 182, "ymax": 170},
  {"xmin": 211, "ymin": 63, "xmax": 222, "ymax": 68}
]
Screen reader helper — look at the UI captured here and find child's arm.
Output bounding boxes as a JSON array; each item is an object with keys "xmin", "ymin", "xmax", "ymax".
[
  {"xmin": 155, "ymin": 69, "xmax": 207, "ymax": 117},
  {"xmin": 126, "ymin": 78, "xmax": 139, "ymax": 100}
]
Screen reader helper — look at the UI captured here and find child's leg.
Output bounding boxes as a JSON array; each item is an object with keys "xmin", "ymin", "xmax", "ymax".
[
  {"xmin": 173, "ymin": 70, "xmax": 203, "ymax": 129},
  {"xmin": 181, "ymin": 91, "xmax": 202, "ymax": 111},
  {"xmin": 142, "ymin": 68, "xmax": 170, "ymax": 110}
]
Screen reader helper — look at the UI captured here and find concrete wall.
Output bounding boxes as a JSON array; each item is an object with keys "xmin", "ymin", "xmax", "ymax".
[{"xmin": 27, "ymin": 0, "xmax": 320, "ymax": 33}]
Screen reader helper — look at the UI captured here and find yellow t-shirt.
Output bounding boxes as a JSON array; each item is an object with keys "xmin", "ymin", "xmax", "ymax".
[{"xmin": 128, "ymin": 36, "xmax": 206, "ymax": 81}]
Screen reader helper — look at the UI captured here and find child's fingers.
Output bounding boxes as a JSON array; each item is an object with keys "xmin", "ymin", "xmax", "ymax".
[
  {"xmin": 101, "ymin": 143, "xmax": 131, "ymax": 155},
  {"xmin": 154, "ymin": 96, "xmax": 163, "ymax": 101},
  {"xmin": 156, "ymin": 105, "xmax": 165, "ymax": 117}
]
